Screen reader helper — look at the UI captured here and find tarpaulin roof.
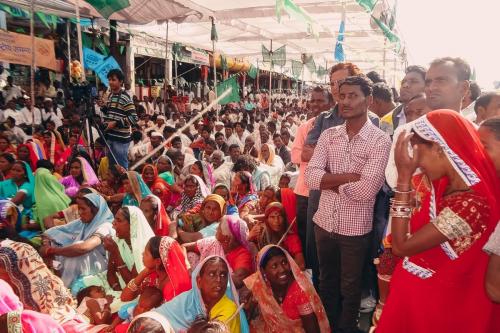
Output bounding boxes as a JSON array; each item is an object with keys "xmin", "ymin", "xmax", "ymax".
[
  {"xmin": 124, "ymin": 0, "xmax": 406, "ymax": 84},
  {"xmin": 0, "ymin": 0, "xmax": 201, "ymax": 24}
]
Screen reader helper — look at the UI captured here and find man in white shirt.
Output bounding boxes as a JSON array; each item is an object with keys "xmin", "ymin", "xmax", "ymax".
[
  {"xmin": 41, "ymin": 98, "xmax": 63, "ymax": 129},
  {"xmin": 20, "ymin": 97, "xmax": 42, "ymax": 127},
  {"xmin": 2, "ymin": 76, "xmax": 22, "ymax": 102},
  {"xmin": 224, "ymin": 123, "xmax": 242, "ymax": 148},
  {"xmin": 5, "ymin": 116, "xmax": 28, "ymax": 144},
  {"xmin": 211, "ymin": 150, "xmax": 233, "ymax": 188},
  {"xmin": 2, "ymin": 99, "xmax": 25, "ymax": 126}
]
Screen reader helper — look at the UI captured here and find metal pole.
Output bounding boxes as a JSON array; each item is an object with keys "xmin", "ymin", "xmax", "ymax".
[
  {"xmin": 269, "ymin": 39, "xmax": 272, "ymax": 114},
  {"xmin": 66, "ymin": 19, "xmax": 71, "ymax": 77},
  {"xmin": 382, "ymin": 38, "xmax": 387, "ymax": 80},
  {"xmin": 75, "ymin": 0, "xmax": 85, "ymax": 81},
  {"xmin": 163, "ymin": 20, "xmax": 169, "ymax": 105},
  {"xmin": 30, "ymin": 0, "xmax": 35, "ymax": 134},
  {"xmin": 212, "ymin": 41, "xmax": 217, "ymax": 119},
  {"xmin": 130, "ymin": 87, "xmax": 233, "ymax": 170}
]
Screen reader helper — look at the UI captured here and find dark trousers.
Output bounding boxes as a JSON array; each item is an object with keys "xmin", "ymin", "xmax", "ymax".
[
  {"xmin": 296, "ymin": 194, "xmax": 309, "ymax": 256},
  {"xmin": 315, "ymin": 225, "xmax": 372, "ymax": 331},
  {"xmin": 306, "ymin": 190, "xmax": 321, "ymax": 289}
]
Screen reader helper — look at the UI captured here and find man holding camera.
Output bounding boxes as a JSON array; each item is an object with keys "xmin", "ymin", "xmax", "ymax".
[{"xmin": 100, "ymin": 69, "xmax": 138, "ymax": 169}]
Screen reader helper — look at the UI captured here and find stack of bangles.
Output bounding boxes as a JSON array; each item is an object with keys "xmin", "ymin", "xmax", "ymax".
[
  {"xmin": 390, "ymin": 189, "xmax": 413, "ymax": 219},
  {"xmin": 127, "ymin": 278, "xmax": 139, "ymax": 292}
]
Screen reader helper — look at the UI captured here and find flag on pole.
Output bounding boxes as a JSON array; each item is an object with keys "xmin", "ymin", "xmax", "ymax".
[
  {"xmin": 334, "ymin": 18, "xmax": 345, "ymax": 62},
  {"xmin": 275, "ymin": 0, "xmax": 319, "ymax": 39},
  {"xmin": 210, "ymin": 17, "xmax": 218, "ymax": 42},
  {"xmin": 216, "ymin": 77, "xmax": 240, "ymax": 104},
  {"xmin": 262, "ymin": 44, "xmax": 287, "ymax": 67},
  {"xmin": 84, "ymin": 0, "xmax": 130, "ymax": 19},
  {"xmin": 355, "ymin": 0, "xmax": 378, "ymax": 12},
  {"xmin": 248, "ymin": 65, "xmax": 258, "ymax": 79}
]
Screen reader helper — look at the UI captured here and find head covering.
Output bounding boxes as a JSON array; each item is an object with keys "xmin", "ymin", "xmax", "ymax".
[
  {"xmin": 0, "ymin": 240, "xmax": 78, "ymax": 324},
  {"xmin": 0, "ymin": 279, "xmax": 65, "ymax": 333},
  {"xmin": 44, "ymin": 193, "xmax": 114, "ymax": 246},
  {"xmin": 33, "ymin": 168, "xmax": 71, "ymax": 226},
  {"xmin": 129, "ymin": 311, "xmax": 174, "ymax": 333},
  {"xmin": 219, "ymin": 215, "xmax": 251, "ymax": 251},
  {"xmin": 151, "ymin": 131, "xmax": 163, "ymax": 138},
  {"xmin": 243, "ymin": 245, "xmax": 330, "ymax": 332},
  {"xmin": 202, "ymin": 194, "xmax": 226, "ymax": 216},
  {"xmin": 258, "ymin": 143, "xmax": 276, "ymax": 166},
  {"xmin": 17, "ymin": 144, "xmax": 40, "ymax": 171},
  {"xmin": 115, "ymin": 206, "xmax": 155, "ymax": 273},
  {"xmin": 144, "ymin": 194, "xmax": 172, "ymax": 236},
  {"xmin": 157, "ymin": 115, "xmax": 166, "ymax": 121},
  {"xmin": 77, "ymin": 157, "xmax": 99, "ymax": 186},
  {"xmin": 411, "ymin": 110, "xmax": 500, "ymax": 220},
  {"xmin": 177, "ymin": 175, "xmax": 210, "ymax": 212},
  {"xmin": 276, "ymin": 188, "xmax": 298, "ymax": 233},
  {"xmin": 157, "ymin": 236, "xmax": 192, "ymax": 301},
  {"xmin": 264, "ymin": 201, "xmax": 284, "ymax": 218},
  {"xmin": 124, "ymin": 171, "xmax": 152, "ymax": 206},
  {"xmin": 155, "ymin": 255, "xmax": 249, "ymax": 333}
]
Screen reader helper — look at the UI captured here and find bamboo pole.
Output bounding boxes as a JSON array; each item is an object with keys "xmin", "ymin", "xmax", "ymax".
[
  {"xmin": 163, "ymin": 20, "xmax": 169, "ymax": 105},
  {"xmin": 75, "ymin": 0, "xmax": 85, "ymax": 81},
  {"xmin": 30, "ymin": 0, "xmax": 35, "ymax": 134},
  {"xmin": 269, "ymin": 39, "xmax": 272, "ymax": 114}
]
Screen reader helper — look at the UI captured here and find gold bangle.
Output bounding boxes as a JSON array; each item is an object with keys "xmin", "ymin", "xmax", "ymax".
[{"xmin": 127, "ymin": 279, "xmax": 138, "ymax": 292}]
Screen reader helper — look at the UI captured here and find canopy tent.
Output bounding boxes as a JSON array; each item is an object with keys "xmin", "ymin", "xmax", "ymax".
[
  {"xmin": 123, "ymin": 0, "xmax": 406, "ymax": 85},
  {"xmin": 0, "ymin": 0, "xmax": 201, "ymax": 24}
]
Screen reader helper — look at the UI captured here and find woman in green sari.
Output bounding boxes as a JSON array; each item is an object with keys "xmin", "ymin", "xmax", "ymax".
[
  {"xmin": 0, "ymin": 161, "xmax": 36, "ymax": 239},
  {"xmin": 33, "ymin": 167, "xmax": 71, "ymax": 230}
]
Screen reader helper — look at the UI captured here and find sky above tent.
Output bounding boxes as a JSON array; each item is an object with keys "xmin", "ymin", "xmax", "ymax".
[{"xmin": 397, "ymin": 0, "xmax": 499, "ymax": 89}]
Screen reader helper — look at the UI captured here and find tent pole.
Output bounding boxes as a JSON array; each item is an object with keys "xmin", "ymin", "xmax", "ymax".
[
  {"xmin": 382, "ymin": 38, "xmax": 387, "ymax": 80},
  {"xmin": 164, "ymin": 20, "xmax": 169, "ymax": 105},
  {"xmin": 66, "ymin": 19, "xmax": 71, "ymax": 77},
  {"xmin": 75, "ymin": 0, "xmax": 85, "ymax": 81},
  {"xmin": 30, "ymin": 0, "xmax": 35, "ymax": 134},
  {"xmin": 269, "ymin": 39, "xmax": 272, "ymax": 114},
  {"xmin": 212, "ymin": 42, "xmax": 217, "ymax": 119}
]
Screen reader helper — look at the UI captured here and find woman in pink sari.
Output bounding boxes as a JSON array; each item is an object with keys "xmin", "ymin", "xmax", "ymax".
[
  {"xmin": 60, "ymin": 157, "xmax": 100, "ymax": 198},
  {"xmin": 0, "ymin": 240, "xmax": 108, "ymax": 333},
  {"xmin": 0, "ymin": 279, "xmax": 65, "ymax": 333},
  {"xmin": 377, "ymin": 110, "xmax": 500, "ymax": 332}
]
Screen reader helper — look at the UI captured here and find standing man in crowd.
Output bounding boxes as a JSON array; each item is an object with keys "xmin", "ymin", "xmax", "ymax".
[
  {"xmin": 101, "ymin": 69, "xmax": 138, "ymax": 169},
  {"xmin": 306, "ymin": 76, "xmax": 391, "ymax": 333},
  {"xmin": 380, "ymin": 65, "xmax": 426, "ymax": 135}
]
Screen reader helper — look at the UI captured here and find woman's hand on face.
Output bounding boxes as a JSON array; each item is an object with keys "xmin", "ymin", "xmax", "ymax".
[
  {"xmin": 102, "ymin": 236, "xmax": 118, "ymax": 254},
  {"xmin": 394, "ymin": 130, "xmax": 419, "ymax": 182},
  {"xmin": 248, "ymin": 223, "xmax": 263, "ymax": 241}
]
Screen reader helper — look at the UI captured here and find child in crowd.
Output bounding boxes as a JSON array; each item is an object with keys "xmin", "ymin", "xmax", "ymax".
[
  {"xmin": 76, "ymin": 286, "xmax": 114, "ymax": 325},
  {"xmin": 107, "ymin": 286, "xmax": 164, "ymax": 333}
]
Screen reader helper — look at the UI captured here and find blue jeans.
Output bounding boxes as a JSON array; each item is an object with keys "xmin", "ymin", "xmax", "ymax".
[{"xmin": 107, "ymin": 140, "xmax": 130, "ymax": 169}]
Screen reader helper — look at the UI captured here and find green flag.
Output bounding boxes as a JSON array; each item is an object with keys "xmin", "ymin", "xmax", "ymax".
[
  {"xmin": 84, "ymin": 0, "xmax": 130, "ymax": 19},
  {"xmin": 210, "ymin": 17, "xmax": 218, "ymax": 42},
  {"xmin": 291, "ymin": 60, "xmax": 303, "ymax": 78},
  {"xmin": 371, "ymin": 15, "xmax": 400, "ymax": 43},
  {"xmin": 220, "ymin": 54, "xmax": 228, "ymax": 71},
  {"xmin": 262, "ymin": 45, "xmax": 272, "ymax": 63},
  {"xmin": 172, "ymin": 43, "xmax": 182, "ymax": 59},
  {"xmin": 248, "ymin": 65, "xmax": 258, "ymax": 79},
  {"xmin": 216, "ymin": 77, "xmax": 240, "ymax": 105},
  {"xmin": 304, "ymin": 55, "xmax": 316, "ymax": 73},
  {"xmin": 355, "ymin": 0, "xmax": 378, "ymax": 12},
  {"xmin": 36, "ymin": 12, "xmax": 59, "ymax": 29},
  {"xmin": 273, "ymin": 45, "xmax": 286, "ymax": 67},
  {"xmin": 316, "ymin": 65, "xmax": 328, "ymax": 78},
  {"xmin": 276, "ymin": 0, "xmax": 319, "ymax": 39}
]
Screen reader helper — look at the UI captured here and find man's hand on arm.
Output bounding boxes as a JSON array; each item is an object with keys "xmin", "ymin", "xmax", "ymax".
[
  {"xmin": 301, "ymin": 144, "xmax": 315, "ymax": 162},
  {"xmin": 320, "ymin": 173, "xmax": 361, "ymax": 191}
]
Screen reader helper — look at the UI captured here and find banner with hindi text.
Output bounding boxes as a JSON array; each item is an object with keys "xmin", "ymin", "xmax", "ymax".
[{"xmin": 0, "ymin": 30, "xmax": 57, "ymax": 71}]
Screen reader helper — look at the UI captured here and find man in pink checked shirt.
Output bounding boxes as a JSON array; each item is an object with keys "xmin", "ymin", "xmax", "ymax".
[{"xmin": 306, "ymin": 75, "xmax": 391, "ymax": 333}]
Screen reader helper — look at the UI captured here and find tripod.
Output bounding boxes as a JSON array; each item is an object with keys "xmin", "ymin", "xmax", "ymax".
[{"xmin": 72, "ymin": 94, "xmax": 118, "ymax": 169}]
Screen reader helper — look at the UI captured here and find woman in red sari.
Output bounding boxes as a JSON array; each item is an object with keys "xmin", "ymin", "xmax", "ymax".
[
  {"xmin": 141, "ymin": 164, "xmax": 174, "ymax": 209},
  {"xmin": 377, "ymin": 110, "xmax": 500, "ymax": 332},
  {"xmin": 42, "ymin": 130, "xmax": 65, "ymax": 166},
  {"xmin": 120, "ymin": 236, "xmax": 191, "ymax": 302}
]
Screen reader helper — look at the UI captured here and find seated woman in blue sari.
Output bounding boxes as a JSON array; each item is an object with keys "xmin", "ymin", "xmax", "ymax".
[
  {"xmin": 40, "ymin": 193, "xmax": 115, "ymax": 288},
  {"xmin": 122, "ymin": 171, "xmax": 152, "ymax": 206},
  {"xmin": 155, "ymin": 255, "xmax": 249, "ymax": 333},
  {"xmin": 0, "ymin": 161, "xmax": 36, "ymax": 240}
]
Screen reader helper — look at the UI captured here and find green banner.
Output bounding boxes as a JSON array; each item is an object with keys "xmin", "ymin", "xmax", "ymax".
[
  {"xmin": 262, "ymin": 44, "xmax": 286, "ymax": 67},
  {"xmin": 216, "ymin": 77, "xmax": 240, "ymax": 105},
  {"xmin": 371, "ymin": 16, "xmax": 399, "ymax": 43},
  {"xmin": 276, "ymin": 0, "xmax": 319, "ymax": 39},
  {"xmin": 84, "ymin": 0, "xmax": 130, "ymax": 19},
  {"xmin": 248, "ymin": 65, "xmax": 258, "ymax": 79},
  {"xmin": 220, "ymin": 54, "xmax": 228, "ymax": 71},
  {"xmin": 304, "ymin": 55, "xmax": 316, "ymax": 73},
  {"xmin": 210, "ymin": 17, "xmax": 218, "ymax": 42}
]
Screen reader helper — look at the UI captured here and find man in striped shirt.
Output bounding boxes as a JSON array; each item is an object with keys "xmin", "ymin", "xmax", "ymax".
[{"xmin": 102, "ymin": 69, "xmax": 138, "ymax": 169}]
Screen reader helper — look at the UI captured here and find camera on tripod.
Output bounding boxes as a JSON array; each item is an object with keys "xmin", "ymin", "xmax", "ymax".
[{"xmin": 70, "ymin": 82, "xmax": 98, "ymax": 107}]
